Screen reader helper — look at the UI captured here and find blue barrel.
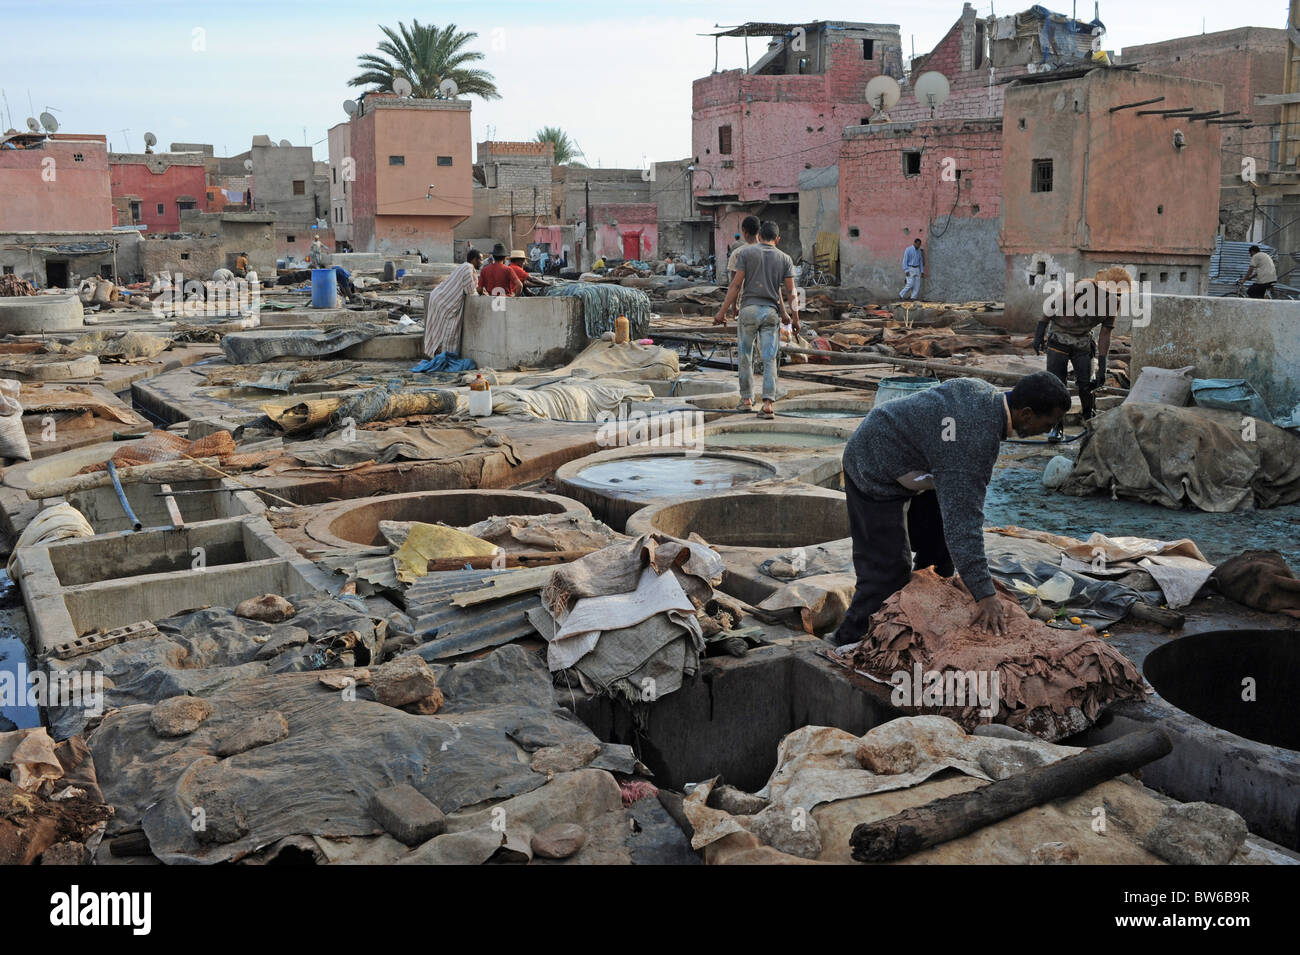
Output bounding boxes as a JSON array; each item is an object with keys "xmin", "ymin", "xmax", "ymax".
[
  {"xmin": 396, "ymin": 269, "xmax": 407, "ymax": 279},
  {"xmin": 875, "ymin": 376, "xmax": 941, "ymax": 406},
  {"xmin": 310, "ymin": 268, "xmax": 338, "ymax": 308}
]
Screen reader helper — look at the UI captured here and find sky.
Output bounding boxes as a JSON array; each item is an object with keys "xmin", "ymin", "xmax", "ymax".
[{"xmin": 1, "ymin": 0, "xmax": 1289, "ymax": 167}]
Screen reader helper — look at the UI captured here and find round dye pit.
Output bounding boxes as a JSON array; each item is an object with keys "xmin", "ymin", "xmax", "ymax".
[
  {"xmin": 566, "ymin": 454, "xmax": 774, "ymax": 499},
  {"xmin": 703, "ymin": 418, "xmax": 852, "ymax": 451},
  {"xmin": 1144, "ymin": 629, "xmax": 1299, "ymax": 751},
  {"xmin": 2, "ymin": 441, "xmax": 127, "ymax": 492},
  {"xmin": 626, "ymin": 489, "xmax": 848, "ymax": 550},
  {"xmin": 773, "ymin": 397, "xmax": 873, "ymax": 420},
  {"xmin": 305, "ymin": 489, "xmax": 590, "ymax": 551}
]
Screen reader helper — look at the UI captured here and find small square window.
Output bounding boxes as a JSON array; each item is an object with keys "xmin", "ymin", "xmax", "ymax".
[
  {"xmin": 389, "ymin": 155, "xmax": 405, "ymax": 166},
  {"xmin": 1031, "ymin": 159, "xmax": 1053, "ymax": 193},
  {"xmin": 73, "ymin": 153, "xmax": 84, "ymax": 162},
  {"xmin": 156, "ymin": 203, "xmax": 165, "ymax": 215},
  {"xmin": 180, "ymin": 253, "xmax": 189, "ymax": 260},
  {"xmin": 437, "ymin": 155, "xmax": 453, "ymax": 166},
  {"xmin": 903, "ymin": 151, "xmax": 921, "ymax": 176},
  {"xmin": 287, "ymin": 234, "xmax": 296, "ymax": 243},
  {"xmin": 861, "ymin": 117, "xmax": 871, "ymax": 126},
  {"xmin": 848, "ymin": 226, "xmax": 861, "ymax": 238},
  {"xmin": 1179, "ymin": 271, "xmax": 1188, "ymax": 282},
  {"xmin": 1018, "ymin": 118, "xmax": 1027, "ymax": 130},
  {"xmin": 1160, "ymin": 271, "xmax": 1169, "ymax": 283},
  {"xmin": 1139, "ymin": 272, "xmax": 1148, "ymax": 284},
  {"xmin": 718, "ymin": 126, "xmax": 732, "ymax": 155},
  {"xmin": 2, "ymin": 266, "xmax": 13, "ymax": 275},
  {"xmin": 292, "ymin": 180, "xmax": 305, "ymax": 195}
]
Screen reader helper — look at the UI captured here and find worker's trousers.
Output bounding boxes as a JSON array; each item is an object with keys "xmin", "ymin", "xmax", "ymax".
[
  {"xmin": 737, "ymin": 303, "xmax": 780, "ymax": 402},
  {"xmin": 900, "ymin": 267, "xmax": 922, "ymax": 300},
  {"xmin": 833, "ymin": 473, "xmax": 953, "ymax": 646},
  {"xmin": 1045, "ymin": 337, "xmax": 1096, "ymax": 418}
]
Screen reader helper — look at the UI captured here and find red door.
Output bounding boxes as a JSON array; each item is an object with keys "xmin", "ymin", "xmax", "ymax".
[{"xmin": 622, "ymin": 232, "xmax": 640, "ymax": 261}]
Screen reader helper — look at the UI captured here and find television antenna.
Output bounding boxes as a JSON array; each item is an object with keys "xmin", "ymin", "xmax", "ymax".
[
  {"xmin": 914, "ymin": 71, "xmax": 951, "ymax": 117},
  {"xmin": 392, "ymin": 77, "xmax": 413, "ymax": 97}
]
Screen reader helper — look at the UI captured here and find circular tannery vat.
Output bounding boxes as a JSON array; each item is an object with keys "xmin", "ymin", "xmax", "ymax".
[
  {"xmin": 772, "ymin": 396, "xmax": 874, "ymax": 420},
  {"xmin": 702, "ymin": 417, "xmax": 852, "ymax": 451},
  {"xmin": 555, "ymin": 448, "xmax": 778, "ymax": 529},
  {"xmin": 0, "ymin": 294, "xmax": 85, "ymax": 333},
  {"xmin": 625, "ymin": 487, "xmax": 848, "ymax": 551},
  {"xmin": 304, "ymin": 488, "xmax": 590, "ymax": 552}
]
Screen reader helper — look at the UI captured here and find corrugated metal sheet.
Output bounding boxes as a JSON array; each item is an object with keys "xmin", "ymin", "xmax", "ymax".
[
  {"xmin": 405, "ymin": 567, "xmax": 543, "ymax": 661},
  {"xmin": 1209, "ymin": 236, "xmax": 1287, "ymax": 295}
]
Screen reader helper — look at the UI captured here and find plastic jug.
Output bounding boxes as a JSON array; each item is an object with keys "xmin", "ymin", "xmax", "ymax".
[
  {"xmin": 614, "ymin": 315, "xmax": 630, "ymax": 344},
  {"xmin": 468, "ymin": 373, "xmax": 492, "ymax": 417}
]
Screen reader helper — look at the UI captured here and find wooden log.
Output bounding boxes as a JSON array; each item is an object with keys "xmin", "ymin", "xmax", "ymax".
[
  {"xmin": 1127, "ymin": 601, "xmax": 1185, "ymax": 630},
  {"xmin": 159, "ymin": 483, "xmax": 184, "ymax": 529},
  {"xmin": 26, "ymin": 458, "xmax": 225, "ymax": 501},
  {"xmin": 849, "ymin": 728, "xmax": 1173, "ymax": 862}
]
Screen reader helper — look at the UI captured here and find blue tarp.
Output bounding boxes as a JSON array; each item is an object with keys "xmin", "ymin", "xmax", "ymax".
[{"xmin": 412, "ymin": 353, "xmax": 476, "ymax": 373}]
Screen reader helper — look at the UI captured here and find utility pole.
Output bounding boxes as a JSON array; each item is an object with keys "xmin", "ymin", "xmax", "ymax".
[{"xmin": 584, "ymin": 179, "xmax": 593, "ymax": 271}]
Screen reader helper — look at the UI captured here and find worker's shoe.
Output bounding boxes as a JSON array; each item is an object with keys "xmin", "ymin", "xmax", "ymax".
[{"xmin": 1046, "ymin": 424, "xmax": 1064, "ymax": 443}]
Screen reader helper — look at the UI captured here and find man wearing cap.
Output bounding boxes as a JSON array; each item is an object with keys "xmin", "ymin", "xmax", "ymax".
[{"xmin": 479, "ymin": 243, "xmax": 522, "ymax": 296}]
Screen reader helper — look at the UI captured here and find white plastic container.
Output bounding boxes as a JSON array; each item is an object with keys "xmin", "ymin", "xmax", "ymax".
[{"xmin": 468, "ymin": 374, "xmax": 493, "ymax": 417}]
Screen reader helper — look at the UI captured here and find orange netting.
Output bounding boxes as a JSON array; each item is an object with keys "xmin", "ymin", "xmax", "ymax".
[{"xmin": 77, "ymin": 430, "xmax": 237, "ymax": 473}]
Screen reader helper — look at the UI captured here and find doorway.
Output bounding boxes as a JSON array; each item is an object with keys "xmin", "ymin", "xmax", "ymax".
[{"xmin": 45, "ymin": 260, "xmax": 69, "ymax": 288}]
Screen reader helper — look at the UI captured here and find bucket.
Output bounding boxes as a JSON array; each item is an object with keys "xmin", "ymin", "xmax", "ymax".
[
  {"xmin": 468, "ymin": 386, "xmax": 493, "ymax": 417},
  {"xmin": 310, "ymin": 269, "xmax": 338, "ymax": 308},
  {"xmin": 875, "ymin": 376, "xmax": 941, "ymax": 406}
]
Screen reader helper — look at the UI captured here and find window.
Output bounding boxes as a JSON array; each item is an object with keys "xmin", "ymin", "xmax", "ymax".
[
  {"xmin": 292, "ymin": 180, "xmax": 305, "ymax": 195},
  {"xmin": 848, "ymin": 226, "xmax": 861, "ymax": 238},
  {"xmin": 1179, "ymin": 271, "xmax": 1188, "ymax": 282},
  {"xmin": 389, "ymin": 155, "xmax": 405, "ymax": 166},
  {"xmin": 342, "ymin": 180, "xmax": 347, "ymax": 194},
  {"xmin": 437, "ymin": 156, "xmax": 453, "ymax": 166},
  {"xmin": 1018, "ymin": 117, "xmax": 1027, "ymax": 130},
  {"xmin": 180, "ymin": 253, "xmax": 189, "ymax": 260},
  {"xmin": 130, "ymin": 201, "xmax": 142, "ymax": 222},
  {"xmin": 1031, "ymin": 159, "xmax": 1053, "ymax": 193},
  {"xmin": 73, "ymin": 153, "xmax": 84, "ymax": 162},
  {"xmin": 287, "ymin": 235, "xmax": 296, "ymax": 243},
  {"xmin": 335, "ymin": 207, "xmax": 341, "ymax": 222},
  {"xmin": 861, "ymin": 117, "xmax": 871, "ymax": 126},
  {"xmin": 2, "ymin": 266, "xmax": 13, "ymax": 275},
  {"xmin": 1160, "ymin": 272, "xmax": 1168, "ymax": 283},
  {"xmin": 718, "ymin": 125, "xmax": 732, "ymax": 155},
  {"xmin": 903, "ymin": 151, "xmax": 921, "ymax": 176},
  {"xmin": 863, "ymin": 39, "xmax": 875, "ymax": 59},
  {"xmin": 332, "ymin": 167, "xmax": 337, "ymax": 184},
  {"xmin": 974, "ymin": 23, "xmax": 985, "ymax": 68},
  {"xmin": 177, "ymin": 201, "xmax": 196, "ymax": 211},
  {"xmin": 156, "ymin": 203, "xmax": 165, "ymax": 215},
  {"xmin": 100, "ymin": 265, "xmax": 113, "ymax": 278}
]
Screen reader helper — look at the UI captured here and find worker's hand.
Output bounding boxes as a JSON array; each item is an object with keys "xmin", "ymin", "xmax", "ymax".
[
  {"xmin": 712, "ymin": 309, "xmax": 727, "ymax": 326},
  {"xmin": 971, "ymin": 594, "xmax": 1007, "ymax": 636},
  {"xmin": 791, "ymin": 316, "xmax": 801, "ymax": 334}
]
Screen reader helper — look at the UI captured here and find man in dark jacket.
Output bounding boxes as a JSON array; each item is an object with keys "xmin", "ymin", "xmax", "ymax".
[{"xmin": 834, "ymin": 372, "xmax": 1069, "ymax": 642}]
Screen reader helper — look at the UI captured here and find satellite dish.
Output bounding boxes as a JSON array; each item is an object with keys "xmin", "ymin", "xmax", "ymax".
[
  {"xmin": 914, "ymin": 71, "xmax": 951, "ymax": 115},
  {"xmin": 279, "ymin": 139, "xmax": 292, "ymax": 148},
  {"xmin": 243, "ymin": 159, "xmax": 253, "ymax": 171},
  {"xmin": 392, "ymin": 77, "xmax": 413, "ymax": 97},
  {"xmin": 25, "ymin": 117, "xmax": 39, "ymax": 132},
  {"xmin": 343, "ymin": 99, "xmax": 358, "ymax": 116},
  {"xmin": 865, "ymin": 75, "xmax": 901, "ymax": 112},
  {"xmin": 439, "ymin": 78, "xmax": 458, "ymax": 98},
  {"xmin": 39, "ymin": 112, "xmax": 58, "ymax": 133},
  {"xmin": 144, "ymin": 131, "xmax": 157, "ymax": 146}
]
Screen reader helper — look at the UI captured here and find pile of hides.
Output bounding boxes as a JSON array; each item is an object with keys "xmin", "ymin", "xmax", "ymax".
[
  {"xmin": 82, "ymin": 644, "xmax": 605, "ymax": 863},
  {"xmin": 1211, "ymin": 550, "xmax": 1300, "ymax": 618},
  {"xmin": 6, "ymin": 503, "xmax": 93, "ymax": 576},
  {"xmin": 1056, "ymin": 532, "xmax": 1214, "ymax": 609},
  {"xmin": 378, "ymin": 513, "xmax": 623, "ymax": 557},
  {"xmin": 835, "ymin": 568, "xmax": 1148, "ymax": 741},
  {"xmin": 0, "ymin": 274, "xmax": 36, "ymax": 296},
  {"xmin": 263, "ymin": 386, "xmax": 457, "ymax": 434},
  {"xmin": 1062, "ymin": 404, "xmax": 1300, "ymax": 511},
  {"xmin": 544, "ymin": 283, "xmax": 652, "ymax": 339},
  {"xmin": 285, "ymin": 423, "xmax": 518, "ymax": 469},
  {"xmin": 202, "ymin": 361, "xmax": 350, "ymax": 390},
  {"xmin": 492, "ymin": 378, "xmax": 653, "ymax": 421},
  {"xmin": 77, "ymin": 429, "xmax": 237, "ymax": 473},
  {"xmin": 0, "ymin": 729, "xmax": 111, "ymax": 864},
  {"xmin": 220, "ymin": 324, "xmax": 389, "ymax": 364},
  {"xmin": 17, "ymin": 384, "xmax": 144, "ymax": 426},
  {"xmin": 63, "ymin": 330, "xmax": 171, "ymax": 363},
  {"xmin": 534, "ymin": 534, "xmax": 725, "ymax": 702}
]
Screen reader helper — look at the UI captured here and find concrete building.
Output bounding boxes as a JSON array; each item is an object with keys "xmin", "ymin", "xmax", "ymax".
[
  {"xmin": 137, "ymin": 210, "xmax": 276, "ymax": 280},
  {"xmin": 0, "ymin": 132, "xmax": 114, "ymax": 233},
  {"xmin": 0, "ymin": 229, "xmax": 142, "ymax": 288},
  {"xmin": 649, "ymin": 158, "xmax": 700, "ymax": 262},
  {"xmin": 327, "ymin": 122, "xmax": 353, "ymax": 247},
  {"xmin": 456, "ymin": 141, "xmax": 556, "ymax": 254},
  {"xmin": 1121, "ymin": 28, "xmax": 1288, "ymax": 241},
  {"xmin": 837, "ymin": 4, "xmax": 1026, "ymax": 295},
  {"xmin": 334, "ymin": 92, "xmax": 473, "ymax": 261},
  {"xmin": 1000, "ymin": 68, "xmax": 1224, "ymax": 327},
  {"xmin": 691, "ymin": 19, "xmax": 906, "ymax": 262},
  {"xmin": 109, "ymin": 150, "xmax": 208, "ymax": 232}
]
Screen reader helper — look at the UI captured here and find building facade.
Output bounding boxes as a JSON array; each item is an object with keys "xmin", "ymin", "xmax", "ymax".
[
  {"xmin": 0, "ymin": 132, "xmax": 114, "ymax": 233},
  {"xmin": 109, "ymin": 151, "xmax": 208, "ymax": 232}
]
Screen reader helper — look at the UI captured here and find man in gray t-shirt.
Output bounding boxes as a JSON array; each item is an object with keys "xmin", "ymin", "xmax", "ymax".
[{"xmin": 713, "ymin": 220, "xmax": 798, "ymax": 417}]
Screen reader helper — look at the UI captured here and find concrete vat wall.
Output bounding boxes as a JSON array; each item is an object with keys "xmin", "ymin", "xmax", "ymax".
[
  {"xmin": 1131, "ymin": 294, "xmax": 1300, "ymax": 418},
  {"xmin": 460, "ymin": 296, "xmax": 587, "ymax": 368}
]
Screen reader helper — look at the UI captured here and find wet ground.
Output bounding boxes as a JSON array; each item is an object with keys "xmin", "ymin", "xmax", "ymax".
[
  {"xmin": 0, "ymin": 570, "xmax": 39, "ymax": 730},
  {"xmin": 986, "ymin": 443, "xmax": 1300, "ymax": 567}
]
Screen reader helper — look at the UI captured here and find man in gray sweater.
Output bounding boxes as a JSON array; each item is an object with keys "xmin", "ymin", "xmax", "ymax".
[{"xmin": 835, "ymin": 372, "xmax": 1070, "ymax": 642}]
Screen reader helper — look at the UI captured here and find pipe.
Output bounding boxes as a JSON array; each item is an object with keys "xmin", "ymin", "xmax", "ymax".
[{"xmin": 107, "ymin": 460, "xmax": 143, "ymax": 532}]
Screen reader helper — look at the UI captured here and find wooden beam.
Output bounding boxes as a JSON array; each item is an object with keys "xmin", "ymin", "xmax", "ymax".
[
  {"xmin": 1109, "ymin": 95, "xmax": 1164, "ymax": 113},
  {"xmin": 1255, "ymin": 91, "xmax": 1300, "ymax": 106}
]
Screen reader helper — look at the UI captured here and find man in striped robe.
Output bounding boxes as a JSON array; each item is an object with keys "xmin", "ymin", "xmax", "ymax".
[{"xmin": 423, "ymin": 248, "xmax": 483, "ymax": 357}]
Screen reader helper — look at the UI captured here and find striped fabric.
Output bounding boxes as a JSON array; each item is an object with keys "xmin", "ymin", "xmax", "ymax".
[{"xmin": 422, "ymin": 262, "xmax": 478, "ymax": 357}]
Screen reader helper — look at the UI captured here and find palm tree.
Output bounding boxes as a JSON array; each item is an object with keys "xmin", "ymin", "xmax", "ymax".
[
  {"xmin": 535, "ymin": 126, "xmax": 586, "ymax": 166},
  {"xmin": 350, "ymin": 21, "xmax": 500, "ymax": 100}
]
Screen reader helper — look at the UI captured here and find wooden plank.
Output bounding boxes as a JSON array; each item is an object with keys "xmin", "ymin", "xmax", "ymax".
[{"xmin": 451, "ymin": 566, "xmax": 557, "ymax": 607}]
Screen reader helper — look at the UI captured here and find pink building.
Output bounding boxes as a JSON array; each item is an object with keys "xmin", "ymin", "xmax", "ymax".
[
  {"xmin": 592, "ymin": 202, "xmax": 657, "ymax": 261},
  {"xmin": 691, "ymin": 19, "xmax": 906, "ymax": 261},
  {"xmin": 340, "ymin": 92, "xmax": 472, "ymax": 260},
  {"xmin": 0, "ymin": 132, "xmax": 113, "ymax": 232},
  {"xmin": 110, "ymin": 151, "xmax": 208, "ymax": 232}
]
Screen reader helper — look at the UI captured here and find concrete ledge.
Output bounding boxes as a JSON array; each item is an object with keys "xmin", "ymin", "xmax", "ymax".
[
  {"xmin": 1132, "ymin": 294, "xmax": 1300, "ymax": 416},
  {"xmin": 461, "ymin": 297, "xmax": 587, "ymax": 369}
]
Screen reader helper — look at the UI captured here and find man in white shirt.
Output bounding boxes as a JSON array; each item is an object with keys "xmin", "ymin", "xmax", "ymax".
[{"xmin": 1244, "ymin": 245, "xmax": 1277, "ymax": 298}]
